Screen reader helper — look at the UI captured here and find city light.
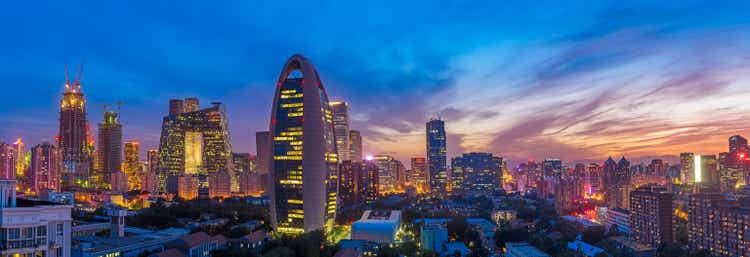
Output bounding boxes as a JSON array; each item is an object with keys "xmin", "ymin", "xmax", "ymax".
[{"xmin": 694, "ymin": 155, "xmax": 702, "ymax": 183}]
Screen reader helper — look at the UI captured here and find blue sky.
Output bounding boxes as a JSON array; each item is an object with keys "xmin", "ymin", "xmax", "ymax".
[{"xmin": 3, "ymin": 1, "xmax": 750, "ymax": 163}]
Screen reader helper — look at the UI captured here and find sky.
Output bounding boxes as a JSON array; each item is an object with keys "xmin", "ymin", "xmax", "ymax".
[{"xmin": 2, "ymin": 1, "xmax": 750, "ymax": 165}]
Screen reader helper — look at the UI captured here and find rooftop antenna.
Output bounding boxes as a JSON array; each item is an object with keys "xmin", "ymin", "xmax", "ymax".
[
  {"xmin": 64, "ymin": 63, "xmax": 70, "ymax": 91},
  {"xmin": 75, "ymin": 60, "xmax": 85, "ymax": 91}
]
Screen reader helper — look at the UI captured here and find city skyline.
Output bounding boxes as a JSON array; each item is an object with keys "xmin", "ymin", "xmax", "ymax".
[{"xmin": 4, "ymin": 2, "xmax": 750, "ymax": 164}]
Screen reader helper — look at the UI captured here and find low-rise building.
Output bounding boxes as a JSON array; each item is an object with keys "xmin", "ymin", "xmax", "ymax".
[
  {"xmin": 421, "ymin": 223, "xmax": 448, "ymax": 253},
  {"xmin": 567, "ymin": 239, "xmax": 605, "ymax": 257},
  {"xmin": 504, "ymin": 242, "xmax": 550, "ymax": 257},
  {"xmin": 351, "ymin": 210, "xmax": 401, "ymax": 244},
  {"xmin": 604, "ymin": 208, "xmax": 630, "ymax": 236},
  {"xmin": 608, "ymin": 236, "xmax": 656, "ymax": 257}
]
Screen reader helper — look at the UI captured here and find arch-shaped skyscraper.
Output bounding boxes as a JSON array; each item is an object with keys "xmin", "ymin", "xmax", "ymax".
[{"xmin": 268, "ymin": 54, "xmax": 338, "ymax": 236}]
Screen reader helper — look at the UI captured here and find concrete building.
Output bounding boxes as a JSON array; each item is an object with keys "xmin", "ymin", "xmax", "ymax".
[
  {"xmin": 604, "ymin": 208, "xmax": 630, "ymax": 236},
  {"xmin": 504, "ymin": 242, "xmax": 550, "ymax": 257},
  {"xmin": 630, "ymin": 186, "xmax": 673, "ymax": 247},
  {"xmin": 351, "ymin": 210, "xmax": 401, "ymax": 244},
  {"xmin": 420, "ymin": 223, "xmax": 448, "ymax": 253},
  {"xmin": 0, "ymin": 180, "xmax": 72, "ymax": 257}
]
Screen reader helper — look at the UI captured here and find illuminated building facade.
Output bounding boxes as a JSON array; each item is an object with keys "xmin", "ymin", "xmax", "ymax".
[
  {"xmin": 208, "ymin": 171, "xmax": 231, "ymax": 198},
  {"xmin": 13, "ymin": 138, "xmax": 25, "ymax": 179},
  {"xmin": 0, "ymin": 142, "xmax": 15, "ymax": 179},
  {"xmin": 339, "ymin": 160, "xmax": 379, "ymax": 207},
  {"xmin": 543, "ymin": 158, "xmax": 562, "ymax": 178},
  {"xmin": 373, "ymin": 155, "xmax": 405, "ymax": 194},
  {"xmin": 695, "ymin": 154, "xmax": 719, "ymax": 191},
  {"xmin": 96, "ymin": 110, "xmax": 123, "ymax": 191},
  {"xmin": 687, "ymin": 192, "xmax": 750, "ymax": 257},
  {"xmin": 156, "ymin": 99, "xmax": 233, "ymax": 194},
  {"xmin": 58, "ymin": 66, "xmax": 93, "ymax": 191},
  {"xmin": 410, "ymin": 157, "xmax": 427, "ymax": 193},
  {"xmin": 124, "ymin": 141, "xmax": 141, "ymax": 191},
  {"xmin": 603, "ymin": 157, "xmax": 631, "ymax": 209},
  {"xmin": 145, "ymin": 149, "xmax": 159, "ymax": 193},
  {"xmin": 231, "ymin": 153, "xmax": 254, "ymax": 192},
  {"xmin": 330, "ymin": 101, "xmax": 350, "ymax": 162},
  {"xmin": 177, "ymin": 174, "xmax": 200, "ymax": 200},
  {"xmin": 349, "ymin": 130, "xmax": 362, "ymax": 161},
  {"xmin": 30, "ymin": 142, "xmax": 60, "ymax": 193},
  {"xmin": 680, "ymin": 152, "xmax": 695, "ymax": 184},
  {"xmin": 630, "ymin": 185, "xmax": 673, "ymax": 248},
  {"xmin": 268, "ymin": 54, "xmax": 337, "ymax": 236},
  {"xmin": 426, "ymin": 118, "xmax": 447, "ymax": 195},
  {"xmin": 450, "ymin": 153, "xmax": 504, "ymax": 193}
]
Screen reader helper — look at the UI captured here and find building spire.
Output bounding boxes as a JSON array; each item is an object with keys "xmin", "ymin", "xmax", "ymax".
[
  {"xmin": 64, "ymin": 63, "xmax": 71, "ymax": 92},
  {"xmin": 75, "ymin": 61, "xmax": 84, "ymax": 92}
]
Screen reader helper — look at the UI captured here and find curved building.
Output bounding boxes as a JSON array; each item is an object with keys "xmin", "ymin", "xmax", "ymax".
[{"xmin": 268, "ymin": 54, "xmax": 338, "ymax": 235}]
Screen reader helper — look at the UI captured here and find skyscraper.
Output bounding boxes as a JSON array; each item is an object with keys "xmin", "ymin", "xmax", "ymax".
[
  {"xmin": 410, "ymin": 157, "xmax": 427, "ymax": 193},
  {"xmin": 12, "ymin": 138, "xmax": 24, "ymax": 179},
  {"xmin": 0, "ymin": 142, "xmax": 15, "ymax": 180},
  {"xmin": 330, "ymin": 101, "xmax": 350, "ymax": 162},
  {"xmin": 96, "ymin": 110, "xmax": 123, "ymax": 191},
  {"xmin": 680, "ymin": 152, "xmax": 695, "ymax": 184},
  {"xmin": 58, "ymin": 65, "xmax": 92, "ymax": 191},
  {"xmin": 255, "ymin": 131, "xmax": 272, "ymax": 193},
  {"xmin": 145, "ymin": 149, "xmax": 159, "ymax": 193},
  {"xmin": 30, "ymin": 142, "xmax": 60, "ymax": 193},
  {"xmin": 268, "ymin": 54, "xmax": 337, "ymax": 235},
  {"xmin": 695, "ymin": 154, "xmax": 719, "ymax": 190},
  {"xmin": 426, "ymin": 118, "xmax": 447, "ymax": 195},
  {"xmin": 124, "ymin": 141, "xmax": 140, "ymax": 191},
  {"xmin": 374, "ymin": 155, "xmax": 405, "ymax": 194},
  {"xmin": 542, "ymin": 158, "xmax": 562, "ymax": 178},
  {"xmin": 451, "ymin": 152, "xmax": 504, "ymax": 193},
  {"xmin": 156, "ymin": 99, "xmax": 233, "ymax": 193},
  {"xmin": 349, "ymin": 130, "xmax": 363, "ymax": 161},
  {"xmin": 729, "ymin": 135, "xmax": 748, "ymax": 154}
]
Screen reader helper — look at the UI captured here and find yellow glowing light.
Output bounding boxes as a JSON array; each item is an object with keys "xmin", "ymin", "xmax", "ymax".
[{"xmin": 694, "ymin": 155, "xmax": 702, "ymax": 183}]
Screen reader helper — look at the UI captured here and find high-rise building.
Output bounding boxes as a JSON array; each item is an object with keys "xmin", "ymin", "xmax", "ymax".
[
  {"xmin": 58, "ymin": 66, "xmax": 92, "ymax": 191},
  {"xmin": 231, "ymin": 153, "xmax": 253, "ymax": 192},
  {"xmin": 144, "ymin": 149, "xmax": 159, "ymax": 193},
  {"xmin": 729, "ymin": 135, "xmax": 748, "ymax": 155},
  {"xmin": 695, "ymin": 154, "xmax": 719, "ymax": 190},
  {"xmin": 176, "ymin": 174, "xmax": 200, "ymax": 200},
  {"xmin": 586, "ymin": 163, "xmax": 601, "ymax": 195},
  {"xmin": 410, "ymin": 157, "xmax": 427, "ymax": 193},
  {"xmin": 426, "ymin": 118, "xmax": 447, "ymax": 195},
  {"xmin": 603, "ymin": 157, "xmax": 631, "ymax": 209},
  {"xmin": 450, "ymin": 153, "xmax": 504, "ymax": 193},
  {"xmin": 374, "ymin": 155, "xmax": 404, "ymax": 194},
  {"xmin": 12, "ymin": 138, "xmax": 25, "ymax": 179},
  {"xmin": 0, "ymin": 142, "xmax": 16, "ymax": 180},
  {"xmin": 96, "ymin": 110, "xmax": 123, "ymax": 191},
  {"xmin": 542, "ymin": 159, "xmax": 562, "ymax": 178},
  {"xmin": 184, "ymin": 97, "xmax": 200, "ymax": 112},
  {"xmin": 123, "ymin": 141, "xmax": 140, "ymax": 191},
  {"xmin": 680, "ymin": 152, "xmax": 695, "ymax": 184},
  {"xmin": 338, "ymin": 160, "xmax": 372, "ymax": 207},
  {"xmin": 687, "ymin": 192, "xmax": 750, "ymax": 257},
  {"xmin": 30, "ymin": 142, "xmax": 60, "ymax": 193},
  {"xmin": 330, "ymin": 101, "xmax": 350, "ymax": 162},
  {"xmin": 169, "ymin": 99, "xmax": 184, "ymax": 115},
  {"xmin": 268, "ymin": 54, "xmax": 338, "ymax": 236},
  {"xmin": 156, "ymin": 99, "xmax": 233, "ymax": 193},
  {"xmin": 554, "ymin": 176, "xmax": 583, "ymax": 215},
  {"xmin": 208, "ymin": 171, "xmax": 231, "ymax": 198},
  {"xmin": 648, "ymin": 159, "xmax": 665, "ymax": 177},
  {"xmin": 255, "ymin": 131, "xmax": 272, "ymax": 193},
  {"xmin": 630, "ymin": 185, "xmax": 673, "ymax": 248},
  {"xmin": 349, "ymin": 130, "xmax": 362, "ymax": 161}
]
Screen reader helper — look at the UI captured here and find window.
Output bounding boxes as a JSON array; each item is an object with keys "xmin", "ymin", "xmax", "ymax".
[{"xmin": 56, "ymin": 224, "xmax": 63, "ymax": 237}]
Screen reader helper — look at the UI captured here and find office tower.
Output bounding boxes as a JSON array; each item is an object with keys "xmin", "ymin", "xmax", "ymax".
[
  {"xmin": 729, "ymin": 135, "xmax": 748, "ymax": 154},
  {"xmin": 0, "ymin": 142, "xmax": 15, "ymax": 179},
  {"xmin": 208, "ymin": 171, "xmax": 231, "ymax": 198},
  {"xmin": 586, "ymin": 163, "xmax": 601, "ymax": 195},
  {"xmin": 629, "ymin": 185, "xmax": 673, "ymax": 247},
  {"xmin": 374, "ymin": 155, "xmax": 405, "ymax": 194},
  {"xmin": 12, "ymin": 138, "xmax": 24, "ymax": 179},
  {"xmin": 58, "ymin": 65, "xmax": 92, "ymax": 191},
  {"xmin": 124, "ymin": 141, "xmax": 140, "ymax": 191},
  {"xmin": 156, "ymin": 99, "xmax": 233, "ymax": 193},
  {"xmin": 176, "ymin": 174, "xmax": 200, "ymax": 200},
  {"xmin": 168, "ymin": 99, "xmax": 184, "ymax": 115},
  {"xmin": 450, "ymin": 152, "xmax": 503, "ymax": 193},
  {"xmin": 410, "ymin": 157, "xmax": 427, "ymax": 193},
  {"xmin": 426, "ymin": 118, "xmax": 447, "ymax": 195},
  {"xmin": 268, "ymin": 54, "xmax": 338, "ymax": 235},
  {"xmin": 542, "ymin": 158, "xmax": 562, "ymax": 178},
  {"xmin": 231, "ymin": 153, "xmax": 253, "ymax": 192},
  {"xmin": 349, "ymin": 130, "xmax": 362, "ymax": 161},
  {"xmin": 96, "ymin": 110, "xmax": 124, "ymax": 191},
  {"xmin": 145, "ymin": 149, "xmax": 159, "ymax": 193},
  {"xmin": 688, "ymin": 192, "xmax": 750, "ymax": 257},
  {"xmin": 339, "ymin": 161, "xmax": 360, "ymax": 207},
  {"xmin": 30, "ymin": 142, "xmax": 60, "ymax": 193},
  {"xmin": 680, "ymin": 153, "xmax": 695, "ymax": 184},
  {"xmin": 183, "ymin": 97, "xmax": 200, "ymax": 112},
  {"xmin": 330, "ymin": 100, "xmax": 350, "ymax": 162},
  {"xmin": 695, "ymin": 155, "xmax": 719, "ymax": 190},
  {"xmin": 0, "ymin": 180, "xmax": 72, "ymax": 257}
]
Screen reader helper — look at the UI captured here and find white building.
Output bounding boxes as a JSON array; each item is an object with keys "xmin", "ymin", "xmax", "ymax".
[
  {"xmin": 0, "ymin": 180, "xmax": 72, "ymax": 257},
  {"xmin": 351, "ymin": 210, "xmax": 401, "ymax": 244}
]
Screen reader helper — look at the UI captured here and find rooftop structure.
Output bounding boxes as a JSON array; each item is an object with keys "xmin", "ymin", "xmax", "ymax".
[{"xmin": 351, "ymin": 210, "xmax": 401, "ymax": 244}]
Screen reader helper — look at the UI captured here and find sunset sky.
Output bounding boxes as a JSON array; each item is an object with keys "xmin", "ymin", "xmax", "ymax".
[{"xmin": 2, "ymin": 1, "xmax": 750, "ymax": 164}]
